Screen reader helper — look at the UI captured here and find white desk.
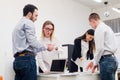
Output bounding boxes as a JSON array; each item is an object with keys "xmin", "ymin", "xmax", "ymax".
[{"xmin": 37, "ymin": 72, "xmax": 100, "ymax": 80}]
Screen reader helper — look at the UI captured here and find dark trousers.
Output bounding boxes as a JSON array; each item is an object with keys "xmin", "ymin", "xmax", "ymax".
[
  {"xmin": 13, "ymin": 55, "xmax": 37, "ymax": 80},
  {"xmin": 99, "ymin": 55, "xmax": 118, "ymax": 80}
]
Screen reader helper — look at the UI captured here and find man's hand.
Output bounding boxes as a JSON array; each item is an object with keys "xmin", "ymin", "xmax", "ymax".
[
  {"xmin": 91, "ymin": 65, "xmax": 98, "ymax": 73},
  {"xmin": 86, "ymin": 61, "xmax": 98, "ymax": 73},
  {"xmin": 47, "ymin": 44, "xmax": 54, "ymax": 51},
  {"xmin": 86, "ymin": 61, "xmax": 94, "ymax": 70}
]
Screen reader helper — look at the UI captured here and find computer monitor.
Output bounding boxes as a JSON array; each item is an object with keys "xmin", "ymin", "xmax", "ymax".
[{"xmin": 50, "ymin": 59, "xmax": 66, "ymax": 72}]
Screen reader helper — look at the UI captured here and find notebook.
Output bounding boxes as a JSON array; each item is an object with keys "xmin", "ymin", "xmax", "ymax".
[{"xmin": 49, "ymin": 59, "xmax": 66, "ymax": 74}]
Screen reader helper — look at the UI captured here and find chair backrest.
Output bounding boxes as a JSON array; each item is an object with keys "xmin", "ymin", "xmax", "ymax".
[{"xmin": 62, "ymin": 44, "xmax": 74, "ymax": 71}]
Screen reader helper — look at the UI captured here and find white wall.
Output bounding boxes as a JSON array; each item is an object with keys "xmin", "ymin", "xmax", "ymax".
[{"xmin": 0, "ymin": 0, "xmax": 91, "ymax": 80}]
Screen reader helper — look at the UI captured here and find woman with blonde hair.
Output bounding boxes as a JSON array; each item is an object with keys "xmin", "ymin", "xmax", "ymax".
[{"xmin": 36, "ymin": 20, "xmax": 63, "ymax": 74}]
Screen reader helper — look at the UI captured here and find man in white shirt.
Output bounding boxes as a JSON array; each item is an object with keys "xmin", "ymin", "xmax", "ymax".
[{"xmin": 86, "ymin": 13, "xmax": 118, "ymax": 80}]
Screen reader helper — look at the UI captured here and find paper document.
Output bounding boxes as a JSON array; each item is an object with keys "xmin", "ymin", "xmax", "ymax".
[{"xmin": 74, "ymin": 58, "xmax": 82, "ymax": 67}]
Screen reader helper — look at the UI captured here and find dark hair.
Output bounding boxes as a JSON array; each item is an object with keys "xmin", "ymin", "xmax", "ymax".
[
  {"xmin": 89, "ymin": 13, "xmax": 100, "ymax": 21},
  {"xmin": 78, "ymin": 29, "xmax": 95, "ymax": 60},
  {"xmin": 78, "ymin": 29, "xmax": 94, "ymax": 39},
  {"xmin": 23, "ymin": 4, "xmax": 38, "ymax": 16}
]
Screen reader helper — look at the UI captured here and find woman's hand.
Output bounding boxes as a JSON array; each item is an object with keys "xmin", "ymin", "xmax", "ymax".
[
  {"xmin": 86, "ymin": 61, "xmax": 98, "ymax": 73},
  {"xmin": 80, "ymin": 57, "xmax": 84, "ymax": 61}
]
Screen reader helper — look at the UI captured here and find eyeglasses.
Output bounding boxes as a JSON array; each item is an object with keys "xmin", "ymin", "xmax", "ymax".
[{"xmin": 44, "ymin": 28, "xmax": 54, "ymax": 32}]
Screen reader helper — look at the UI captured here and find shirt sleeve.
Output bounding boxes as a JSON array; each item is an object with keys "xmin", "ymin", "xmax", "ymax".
[
  {"xmin": 72, "ymin": 39, "xmax": 82, "ymax": 61},
  {"xmin": 93, "ymin": 27, "xmax": 105, "ymax": 65},
  {"xmin": 36, "ymin": 52, "xmax": 48, "ymax": 72},
  {"xmin": 24, "ymin": 23, "xmax": 47, "ymax": 52}
]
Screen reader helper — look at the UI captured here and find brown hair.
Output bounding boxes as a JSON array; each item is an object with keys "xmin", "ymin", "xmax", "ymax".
[
  {"xmin": 89, "ymin": 13, "xmax": 100, "ymax": 21},
  {"xmin": 41, "ymin": 20, "xmax": 54, "ymax": 41},
  {"xmin": 77, "ymin": 29, "xmax": 95, "ymax": 60},
  {"xmin": 78, "ymin": 29, "xmax": 95, "ymax": 51}
]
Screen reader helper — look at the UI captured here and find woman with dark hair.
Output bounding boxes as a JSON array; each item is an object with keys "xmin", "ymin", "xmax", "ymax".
[{"xmin": 70, "ymin": 29, "xmax": 95, "ymax": 72}]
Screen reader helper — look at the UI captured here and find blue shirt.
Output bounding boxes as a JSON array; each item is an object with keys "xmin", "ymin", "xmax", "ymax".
[{"xmin": 12, "ymin": 17, "xmax": 46, "ymax": 55}]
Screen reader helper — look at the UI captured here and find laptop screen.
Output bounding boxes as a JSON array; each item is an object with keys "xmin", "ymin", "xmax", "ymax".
[{"xmin": 50, "ymin": 59, "xmax": 66, "ymax": 72}]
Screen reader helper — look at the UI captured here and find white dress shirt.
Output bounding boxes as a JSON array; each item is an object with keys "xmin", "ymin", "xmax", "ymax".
[
  {"xmin": 74, "ymin": 40, "xmax": 92, "ymax": 72},
  {"xmin": 93, "ymin": 21, "xmax": 117, "ymax": 65},
  {"xmin": 36, "ymin": 37, "xmax": 63, "ymax": 72},
  {"xmin": 81, "ymin": 40, "xmax": 92, "ymax": 71},
  {"xmin": 81, "ymin": 40, "xmax": 89, "ymax": 60}
]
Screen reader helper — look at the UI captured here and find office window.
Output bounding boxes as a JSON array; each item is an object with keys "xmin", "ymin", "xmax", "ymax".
[{"xmin": 104, "ymin": 18, "xmax": 120, "ymax": 33}]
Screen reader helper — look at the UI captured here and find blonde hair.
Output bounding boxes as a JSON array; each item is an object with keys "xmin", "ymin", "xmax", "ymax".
[{"xmin": 41, "ymin": 20, "xmax": 54, "ymax": 41}]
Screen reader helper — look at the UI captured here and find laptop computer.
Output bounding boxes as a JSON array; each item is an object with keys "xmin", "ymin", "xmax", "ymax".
[{"xmin": 49, "ymin": 59, "xmax": 66, "ymax": 74}]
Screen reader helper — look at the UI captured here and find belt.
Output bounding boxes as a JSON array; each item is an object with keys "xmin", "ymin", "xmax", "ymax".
[
  {"xmin": 14, "ymin": 50, "xmax": 35, "ymax": 58},
  {"xmin": 101, "ymin": 54, "xmax": 114, "ymax": 59}
]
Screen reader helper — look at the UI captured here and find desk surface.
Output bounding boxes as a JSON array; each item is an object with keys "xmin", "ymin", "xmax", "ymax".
[{"xmin": 37, "ymin": 72, "xmax": 100, "ymax": 80}]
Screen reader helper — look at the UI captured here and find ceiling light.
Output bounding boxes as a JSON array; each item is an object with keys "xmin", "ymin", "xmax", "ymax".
[
  {"xmin": 104, "ymin": 11, "xmax": 110, "ymax": 17},
  {"xmin": 93, "ymin": 0, "xmax": 102, "ymax": 3},
  {"xmin": 103, "ymin": 1, "xmax": 109, "ymax": 17},
  {"xmin": 112, "ymin": 8, "xmax": 120, "ymax": 13}
]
